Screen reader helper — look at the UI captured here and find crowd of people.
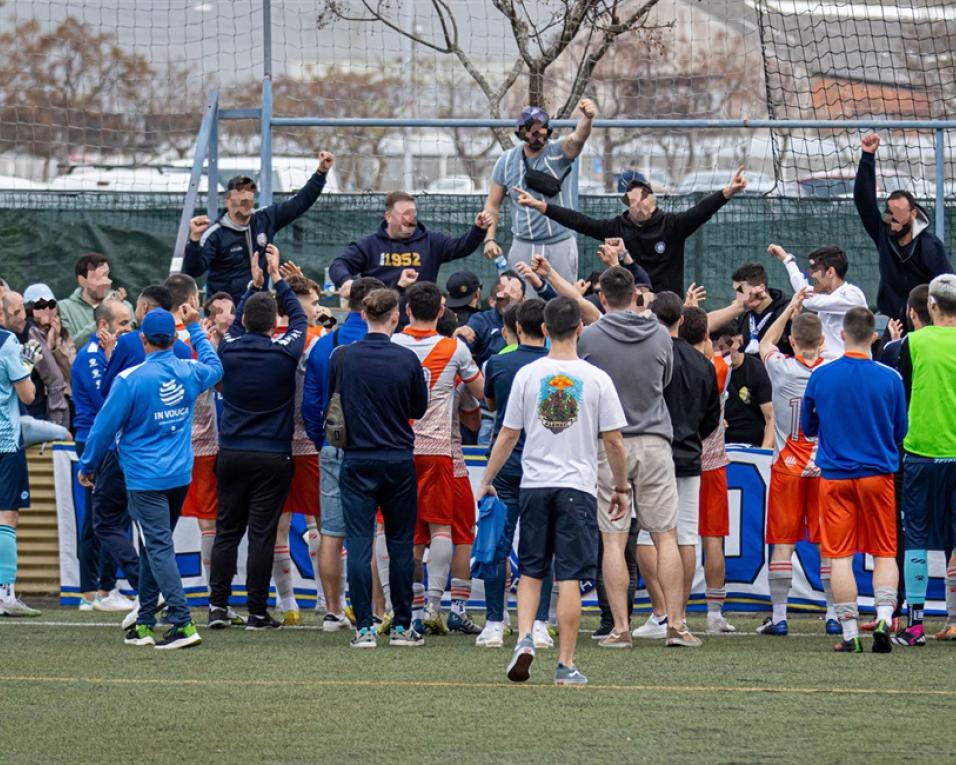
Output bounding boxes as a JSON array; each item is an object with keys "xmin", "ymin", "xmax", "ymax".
[{"xmin": 0, "ymin": 107, "xmax": 955, "ymax": 683}]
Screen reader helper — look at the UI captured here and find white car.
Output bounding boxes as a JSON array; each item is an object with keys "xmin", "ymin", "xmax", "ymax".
[{"xmin": 675, "ymin": 170, "xmax": 778, "ymax": 196}]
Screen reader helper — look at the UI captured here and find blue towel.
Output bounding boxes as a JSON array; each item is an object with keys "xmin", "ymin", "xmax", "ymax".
[{"xmin": 470, "ymin": 495, "xmax": 508, "ymax": 579}]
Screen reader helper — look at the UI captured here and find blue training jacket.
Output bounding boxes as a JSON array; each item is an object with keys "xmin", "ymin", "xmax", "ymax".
[
  {"xmin": 801, "ymin": 354, "xmax": 908, "ymax": 480},
  {"xmin": 70, "ymin": 337, "xmax": 108, "ymax": 444},
  {"xmin": 102, "ymin": 330, "xmax": 193, "ymax": 396},
  {"xmin": 301, "ymin": 311, "xmax": 368, "ymax": 448},
  {"xmin": 78, "ymin": 323, "xmax": 223, "ymax": 491}
]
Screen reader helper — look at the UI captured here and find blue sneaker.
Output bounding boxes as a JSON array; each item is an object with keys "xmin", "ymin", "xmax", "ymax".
[
  {"xmin": 755, "ymin": 617, "xmax": 788, "ymax": 636},
  {"xmin": 506, "ymin": 634, "xmax": 535, "ymax": 683},
  {"xmin": 825, "ymin": 618, "xmax": 841, "ymax": 635},
  {"xmin": 447, "ymin": 611, "xmax": 482, "ymax": 635}
]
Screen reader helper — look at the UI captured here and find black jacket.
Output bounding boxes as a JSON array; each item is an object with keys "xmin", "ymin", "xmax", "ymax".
[
  {"xmin": 543, "ymin": 191, "xmax": 729, "ymax": 294},
  {"xmin": 330, "ymin": 332, "xmax": 428, "ymax": 459},
  {"xmin": 663, "ymin": 337, "xmax": 721, "ymax": 477},
  {"xmin": 218, "ymin": 279, "xmax": 307, "ymax": 454},
  {"xmin": 854, "ymin": 152, "xmax": 954, "ymax": 321},
  {"xmin": 737, "ymin": 288, "xmax": 793, "ymax": 357},
  {"xmin": 183, "ymin": 171, "xmax": 328, "ymax": 302}
]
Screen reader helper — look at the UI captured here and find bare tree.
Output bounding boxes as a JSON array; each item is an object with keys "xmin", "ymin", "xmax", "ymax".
[
  {"xmin": 318, "ymin": 0, "xmax": 667, "ymax": 148},
  {"xmin": 0, "ymin": 17, "xmax": 158, "ymax": 176}
]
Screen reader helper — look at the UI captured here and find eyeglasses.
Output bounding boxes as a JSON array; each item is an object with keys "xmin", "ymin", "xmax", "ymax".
[
  {"xmin": 32, "ymin": 299, "xmax": 57, "ymax": 310},
  {"xmin": 226, "ymin": 175, "xmax": 258, "ymax": 192}
]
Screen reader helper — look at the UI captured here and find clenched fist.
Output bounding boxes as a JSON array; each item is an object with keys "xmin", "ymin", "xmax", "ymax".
[
  {"xmin": 578, "ymin": 99, "xmax": 597, "ymax": 119},
  {"xmin": 318, "ymin": 151, "xmax": 335, "ymax": 173},
  {"xmin": 189, "ymin": 215, "xmax": 210, "ymax": 242}
]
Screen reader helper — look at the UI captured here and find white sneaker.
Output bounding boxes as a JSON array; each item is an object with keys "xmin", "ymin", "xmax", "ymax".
[
  {"xmin": 706, "ymin": 613, "xmax": 737, "ymax": 634},
  {"xmin": 93, "ymin": 589, "xmax": 135, "ymax": 612},
  {"xmin": 121, "ymin": 594, "xmax": 166, "ymax": 630},
  {"xmin": 532, "ymin": 620, "xmax": 554, "ymax": 649},
  {"xmin": 78, "ymin": 597, "xmax": 95, "ymax": 612},
  {"xmin": 632, "ymin": 614, "xmax": 668, "ymax": 639},
  {"xmin": 322, "ymin": 613, "xmax": 351, "ymax": 632},
  {"xmin": 476, "ymin": 621, "xmax": 505, "ymax": 648}
]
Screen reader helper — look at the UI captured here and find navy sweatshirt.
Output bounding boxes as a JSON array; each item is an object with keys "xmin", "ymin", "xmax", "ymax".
[
  {"xmin": 854, "ymin": 152, "xmax": 954, "ymax": 322},
  {"xmin": 218, "ymin": 279, "xmax": 307, "ymax": 453},
  {"xmin": 329, "ymin": 220, "xmax": 485, "ymax": 288},
  {"xmin": 182, "ymin": 171, "xmax": 328, "ymax": 303},
  {"xmin": 330, "ymin": 332, "xmax": 428, "ymax": 460},
  {"xmin": 663, "ymin": 337, "xmax": 721, "ymax": 477}
]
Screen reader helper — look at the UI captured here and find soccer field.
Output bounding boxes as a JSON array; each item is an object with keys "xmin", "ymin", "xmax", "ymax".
[{"xmin": 1, "ymin": 608, "xmax": 955, "ymax": 764}]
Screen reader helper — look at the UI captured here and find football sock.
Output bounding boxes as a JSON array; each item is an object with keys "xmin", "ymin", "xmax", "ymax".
[
  {"xmin": 200, "ymin": 529, "xmax": 216, "ymax": 587},
  {"xmin": 272, "ymin": 546, "xmax": 297, "ymax": 612},
  {"xmin": 820, "ymin": 563, "xmax": 836, "ymax": 620},
  {"xmin": 412, "ymin": 582, "xmax": 425, "ymax": 622},
  {"xmin": 946, "ymin": 567, "xmax": 956, "ymax": 624},
  {"xmin": 374, "ymin": 531, "xmax": 392, "ymax": 611},
  {"xmin": 306, "ymin": 524, "xmax": 320, "ymax": 587},
  {"xmin": 768, "ymin": 561, "xmax": 792, "ymax": 624},
  {"xmin": 705, "ymin": 587, "xmax": 726, "ymax": 615},
  {"xmin": 0, "ymin": 524, "xmax": 16, "ymax": 587},
  {"xmin": 450, "ymin": 577, "xmax": 471, "ymax": 615},
  {"xmin": 426, "ymin": 532, "xmax": 453, "ymax": 611},
  {"xmin": 904, "ymin": 549, "xmax": 928, "ymax": 625},
  {"xmin": 835, "ymin": 601, "xmax": 859, "ymax": 640},
  {"xmin": 874, "ymin": 585, "xmax": 896, "ymax": 624}
]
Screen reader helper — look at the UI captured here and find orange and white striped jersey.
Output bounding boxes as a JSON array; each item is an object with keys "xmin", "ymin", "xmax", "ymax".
[
  {"xmin": 765, "ymin": 351, "xmax": 824, "ymax": 476},
  {"xmin": 392, "ymin": 328, "xmax": 480, "ymax": 457},
  {"xmin": 452, "ymin": 382, "xmax": 480, "ymax": 478},
  {"xmin": 701, "ymin": 353, "xmax": 731, "ymax": 472}
]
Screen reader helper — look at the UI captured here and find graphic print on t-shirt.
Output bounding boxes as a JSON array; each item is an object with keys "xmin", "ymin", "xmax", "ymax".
[{"xmin": 537, "ymin": 372, "xmax": 582, "ymax": 434}]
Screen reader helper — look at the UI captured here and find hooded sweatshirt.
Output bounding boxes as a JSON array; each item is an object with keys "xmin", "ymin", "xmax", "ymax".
[
  {"xmin": 578, "ymin": 310, "xmax": 673, "ymax": 440},
  {"xmin": 541, "ymin": 191, "xmax": 729, "ymax": 294},
  {"xmin": 854, "ymin": 151, "xmax": 954, "ymax": 322},
  {"xmin": 329, "ymin": 220, "xmax": 485, "ymax": 289},
  {"xmin": 737, "ymin": 287, "xmax": 793, "ymax": 356}
]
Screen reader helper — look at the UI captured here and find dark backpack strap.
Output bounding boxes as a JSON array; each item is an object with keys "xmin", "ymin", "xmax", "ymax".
[{"xmin": 522, "ymin": 148, "xmax": 573, "ymax": 182}]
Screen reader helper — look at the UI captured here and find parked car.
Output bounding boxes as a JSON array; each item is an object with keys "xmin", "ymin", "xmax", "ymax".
[
  {"xmin": 48, "ymin": 166, "xmax": 210, "ymax": 193},
  {"xmin": 0, "ymin": 174, "xmax": 46, "ymax": 190},
  {"xmin": 421, "ymin": 175, "xmax": 485, "ymax": 195},
  {"xmin": 796, "ymin": 168, "xmax": 934, "ymax": 199},
  {"xmin": 675, "ymin": 169, "xmax": 778, "ymax": 196}
]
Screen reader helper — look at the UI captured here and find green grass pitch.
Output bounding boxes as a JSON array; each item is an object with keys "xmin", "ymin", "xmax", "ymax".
[{"xmin": 1, "ymin": 608, "xmax": 955, "ymax": 764}]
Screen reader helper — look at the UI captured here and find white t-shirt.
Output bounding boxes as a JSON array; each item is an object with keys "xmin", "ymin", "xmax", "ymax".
[
  {"xmin": 502, "ymin": 357, "xmax": 627, "ymax": 496},
  {"xmin": 784, "ymin": 259, "xmax": 867, "ymax": 358}
]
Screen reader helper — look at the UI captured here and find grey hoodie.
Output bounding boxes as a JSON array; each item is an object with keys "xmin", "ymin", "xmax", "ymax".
[{"xmin": 578, "ymin": 310, "xmax": 673, "ymax": 440}]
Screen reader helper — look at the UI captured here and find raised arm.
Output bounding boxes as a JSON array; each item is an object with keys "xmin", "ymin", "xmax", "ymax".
[
  {"xmin": 528, "ymin": 255, "xmax": 601, "ymax": 324},
  {"xmin": 561, "ymin": 99, "xmax": 597, "ymax": 160},
  {"xmin": 759, "ymin": 288, "xmax": 805, "ymax": 362},
  {"xmin": 267, "ymin": 152, "xmax": 334, "ymax": 231},
  {"xmin": 181, "ymin": 305, "xmax": 223, "ymax": 389},
  {"xmin": 482, "ymin": 182, "xmax": 507, "ymax": 261},
  {"xmin": 853, "ymin": 134, "xmax": 883, "ymax": 243},
  {"xmin": 182, "ymin": 215, "xmax": 213, "ymax": 277},
  {"xmin": 513, "ymin": 186, "xmax": 618, "ymax": 241},
  {"xmin": 436, "ymin": 211, "xmax": 493, "ymax": 264}
]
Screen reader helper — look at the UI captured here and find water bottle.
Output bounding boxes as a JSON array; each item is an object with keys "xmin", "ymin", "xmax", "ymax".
[
  {"xmin": 323, "ymin": 266, "xmax": 335, "ymax": 295},
  {"xmin": 494, "ymin": 255, "xmax": 508, "ymax": 274}
]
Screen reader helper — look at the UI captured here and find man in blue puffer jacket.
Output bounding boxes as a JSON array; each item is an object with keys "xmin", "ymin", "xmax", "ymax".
[
  {"xmin": 77, "ymin": 306, "xmax": 223, "ymax": 651},
  {"xmin": 183, "ymin": 152, "xmax": 335, "ymax": 303}
]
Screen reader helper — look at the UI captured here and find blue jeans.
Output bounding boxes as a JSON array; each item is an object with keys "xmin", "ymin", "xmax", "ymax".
[
  {"xmin": 482, "ymin": 463, "xmax": 553, "ymax": 622},
  {"xmin": 319, "ymin": 445, "xmax": 345, "ymax": 537},
  {"xmin": 127, "ymin": 487, "xmax": 189, "ymax": 628},
  {"xmin": 340, "ymin": 456, "xmax": 417, "ymax": 631}
]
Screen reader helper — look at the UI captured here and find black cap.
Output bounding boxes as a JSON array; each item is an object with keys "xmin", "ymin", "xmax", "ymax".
[{"xmin": 445, "ymin": 271, "xmax": 481, "ymax": 308}]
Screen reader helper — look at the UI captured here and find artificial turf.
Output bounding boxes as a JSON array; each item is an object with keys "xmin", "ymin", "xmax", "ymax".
[{"xmin": 1, "ymin": 607, "xmax": 955, "ymax": 764}]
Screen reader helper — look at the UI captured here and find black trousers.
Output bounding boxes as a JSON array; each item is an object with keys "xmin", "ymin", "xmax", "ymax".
[
  {"xmin": 596, "ymin": 517, "xmax": 640, "ymax": 630},
  {"xmin": 210, "ymin": 449, "xmax": 294, "ymax": 616}
]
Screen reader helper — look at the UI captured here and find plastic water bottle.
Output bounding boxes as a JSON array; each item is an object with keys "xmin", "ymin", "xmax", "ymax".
[
  {"xmin": 323, "ymin": 266, "xmax": 335, "ymax": 295},
  {"xmin": 494, "ymin": 255, "xmax": 508, "ymax": 274}
]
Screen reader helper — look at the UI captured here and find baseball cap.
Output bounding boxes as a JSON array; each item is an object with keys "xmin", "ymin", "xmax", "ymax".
[
  {"xmin": 141, "ymin": 308, "xmax": 176, "ymax": 345},
  {"xmin": 445, "ymin": 271, "xmax": 481, "ymax": 309},
  {"xmin": 621, "ymin": 171, "xmax": 653, "ymax": 195},
  {"xmin": 515, "ymin": 106, "xmax": 550, "ymax": 133},
  {"xmin": 23, "ymin": 283, "xmax": 56, "ymax": 304}
]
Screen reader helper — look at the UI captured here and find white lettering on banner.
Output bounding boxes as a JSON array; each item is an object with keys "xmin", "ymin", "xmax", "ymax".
[{"xmin": 52, "ymin": 444, "xmax": 948, "ymax": 612}]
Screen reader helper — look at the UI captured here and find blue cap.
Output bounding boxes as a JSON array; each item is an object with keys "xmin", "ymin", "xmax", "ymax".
[
  {"xmin": 141, "ymin": 308, "xmax": 176, "ymax": 345},
  {"xmin": 618, "ymin": 170, "xmax": 653, "ymax": 194},
  {"xmin": 516, "ymin": 106, "xmax": 550, "ymax": 133}
]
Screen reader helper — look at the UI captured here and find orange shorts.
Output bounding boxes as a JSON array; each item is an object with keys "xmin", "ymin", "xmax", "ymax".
[
  {"xmin": 819, "ymin": 474, "xmax": 896, "ymax": 558},
  {"xmin": 283, "ymin": 454, "xmax": 320, "ymax": 516},
  {"xmin": 451, "ymin": 475, "xmax": 476, "ymax": 545},
  {"xmin": 414, "ymin": 455, "xmax": 454, "ymax": 545},
  {"xmin": 766, "ymin": 470, "xmax": 821, "ymax": 544},
  {"xmin": 182, "ymin": 454, "xmax": 218, "ymax": 521},
  {"xmin": 698, "ymin": 467, "xmax": 729, "ymax": 537}
]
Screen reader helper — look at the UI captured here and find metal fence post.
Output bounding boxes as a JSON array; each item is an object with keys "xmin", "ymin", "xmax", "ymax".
[
  {"xmin": 936, "ymin": 128, "xmax": 946, "ymax": 242},
  {"xmin": 260, "ymin": 0, "xmax": 273, "ymax": 206}
]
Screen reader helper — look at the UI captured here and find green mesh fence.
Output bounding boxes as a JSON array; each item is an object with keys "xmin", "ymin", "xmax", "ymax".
[{"xmin": 1, "ymin": 191, "xmax": 951, "ymax": 310}]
